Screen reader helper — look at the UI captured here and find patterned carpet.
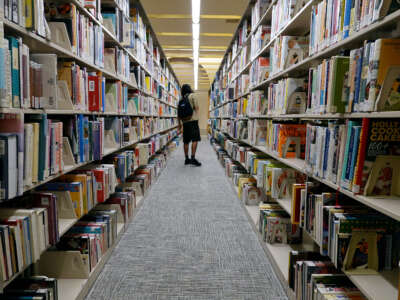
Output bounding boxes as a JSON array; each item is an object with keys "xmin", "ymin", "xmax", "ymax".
[{"xmin": 85, "ymin": 140, "xmax": 288, "ymax": 300}]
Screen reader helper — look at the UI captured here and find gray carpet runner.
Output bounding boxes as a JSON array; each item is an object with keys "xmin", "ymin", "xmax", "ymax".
[{"xmin": 85, "ymin": 140, "xmax": 288, "ymax": 300}]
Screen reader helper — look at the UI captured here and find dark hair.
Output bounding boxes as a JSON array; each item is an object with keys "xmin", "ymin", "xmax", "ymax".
[{"xmin": 181, "ymin": 84, "xmax": 193, "ymax": 97}]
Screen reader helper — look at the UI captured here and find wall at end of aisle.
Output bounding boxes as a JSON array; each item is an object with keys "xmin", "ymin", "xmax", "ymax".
[{"xmin": 195, "ymin": 91, "xmax": 209, "ymax": 135}]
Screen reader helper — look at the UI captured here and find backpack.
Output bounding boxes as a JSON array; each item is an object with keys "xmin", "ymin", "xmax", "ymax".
[{"xmin": 178, "ymin": 94, "xmax": 193, "ymax": 120}]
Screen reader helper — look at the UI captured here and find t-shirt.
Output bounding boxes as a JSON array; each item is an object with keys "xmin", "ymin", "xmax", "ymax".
[{"xmin": 182, "ymin": 93, "xmax": 199, "ymax": 123}]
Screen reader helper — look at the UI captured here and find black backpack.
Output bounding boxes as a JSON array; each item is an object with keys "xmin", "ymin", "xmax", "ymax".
[{"xmin": 178, "ymin": 94, "xmax": 193, "ymax": 120}]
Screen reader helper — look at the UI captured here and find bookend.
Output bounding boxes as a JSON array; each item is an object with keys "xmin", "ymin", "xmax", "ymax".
[
  {"xmin": 129, "ymin": 127, "xmax": 138, "ymax": 143},
  {"xmin": 48, "ymin": 22, "xmax": 73, "ymax": 53},
  {"xmin": 374, "ymin": 66, "xmax": 400, "ymax": 111},
  {"xmin": 364, "ymin": 155, "xmax": 400, "ymax": 197},
  {"xmin": 119, "ymin": 181, "xmax": 143, "ymax": 197},
  {"xmin": 127, "ymin": 99, "xmax": 138, "ymax": 115},
  {"xmin": 56, "ymin": 81, "xmax": 74, "ymax": 110},
  {"xmin": 103, "ymin": 19, "xmax": 115, "ymax": 37},
  {"xmin": 95, "ymin": 204, "xmax": 124, "ymax": 225},
  {"xmin": 52, "ymin": 190, "xmax": 78, "ymax": 220},
  {"xmin": 105, "ymin": 92, "xmax": 117, "ymax": 113},
  {"xmin": 104, "ymin": 130, "xmax": 119, "ymax": 150},
  {"xmin": 104, "ymin": 55, "xmax": 116, "ymax": 74},
  {"xmin": 62, "ymin": 137, "xmax": 75, "ymax": 169},
  {"xmin": 38, "ymin": 250, "xmax": 90, "ymax": 279},
  {"xmin": 282, "ymin": 137, "xmax": 301, "ymax": 158}
]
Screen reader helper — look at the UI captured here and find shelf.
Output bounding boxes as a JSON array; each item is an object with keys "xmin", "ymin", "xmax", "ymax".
[
  {"xmin": 20, "ymin": 126, "xmax": 178, "ymax": 197},
  {"xmin": 216, "ymin": 130, "xmax": 400, "ymax": 222},
  {"xmin": 212, "ymin": 111, "xmax": 400, "ymax": 120},
  {"xmin": 59, "ymin": 218, "xmax": 78, "ymax": 237},
  {"xmin": 216, "ymin": 135, "xmax": 400, "ymax": 300},
  {"xmin": 275, "ymin": 198, "xmax": 291, "ymax": 215},
  {"xmin": 57, "ymin": 222, "xmax": 126, "ymax": 300},
  {"xmin": 344, "ymin": 270, "xmax": 398, "ymax": 300}
]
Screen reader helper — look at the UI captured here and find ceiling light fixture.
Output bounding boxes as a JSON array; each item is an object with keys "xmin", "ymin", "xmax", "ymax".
[
  {"xmin": 192, "ymin": 23, "xmax": 200, "ymax": 40},
  {"xmin": 192, "ymin": 0, "xmax": 201, "ymax": 24},
  {"xmin": 192, "ymin": 0, "xmax": 200, "ymax": 90}
]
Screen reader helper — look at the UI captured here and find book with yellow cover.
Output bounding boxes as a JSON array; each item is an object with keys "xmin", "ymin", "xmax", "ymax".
[
  {"xmin": 367, "ymin": 39, "xmax": 400, "ymax": 111},
  {"xmin": 238, "ymin": 177, "xmax": 256, "ymax": 200},
  {"xmin": 60, "ymin": 174, "xmax": 89, "ymax": 215}
]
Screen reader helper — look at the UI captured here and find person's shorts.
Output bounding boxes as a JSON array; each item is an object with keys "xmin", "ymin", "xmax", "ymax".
[{"xmin": 183, "ymin": 120, "xmax": 201, "ymax": 144}]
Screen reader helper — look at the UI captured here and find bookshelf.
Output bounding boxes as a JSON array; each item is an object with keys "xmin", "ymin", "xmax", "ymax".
[
  {"xmin": 209, "ymin": 0, "xmax": 400, "ymax": 299},
  {"xmin": 0, "ymin": 0, "xmax": 181, "ymax": 297}
]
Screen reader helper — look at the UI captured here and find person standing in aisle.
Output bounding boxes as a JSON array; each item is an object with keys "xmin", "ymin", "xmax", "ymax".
[{"xmin": 178, "ymin": 84, "xmax": 202, "ymax": 166}]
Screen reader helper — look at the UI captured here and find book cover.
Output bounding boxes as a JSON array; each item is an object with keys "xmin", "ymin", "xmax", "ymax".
[
  {"xmin": 367, "ymin": 39, "xmax": 400, "ymax": 111},
  {"xmin": 351, "ymin": 119, "xmax": 400, "ymax": 194}
]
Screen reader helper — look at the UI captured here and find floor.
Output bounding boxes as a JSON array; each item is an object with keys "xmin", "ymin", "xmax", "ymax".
[{"xmin": 85, "ymin": 139, "xmax": 288, "ymax": 300}]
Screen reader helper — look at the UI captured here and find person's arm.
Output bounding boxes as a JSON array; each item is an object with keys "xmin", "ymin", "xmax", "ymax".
[{"xmin": 178, "ymin": 117, "xmax": 183, "ymax": 133}]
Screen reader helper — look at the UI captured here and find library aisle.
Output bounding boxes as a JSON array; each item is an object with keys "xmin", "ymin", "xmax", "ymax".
[{"xmin": 85, "ymin": 140, "xmax": 287, "ymax": 300}]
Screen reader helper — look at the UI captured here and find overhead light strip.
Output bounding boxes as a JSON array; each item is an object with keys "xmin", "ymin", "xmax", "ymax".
[{"xmin": 192, "ymin": 0, "xmax": 200, "ymax": 90}]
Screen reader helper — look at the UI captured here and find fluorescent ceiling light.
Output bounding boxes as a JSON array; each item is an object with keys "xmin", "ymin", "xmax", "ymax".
[
  {"xmin": 193, "ymin": 39, "xmax": 199, "ymax": 51},
  {"xmin": 192, "ymin": 0, "xmax": 201, "ymax": 23},
  {"xmin": 192, "ymin": 23, "xmax": 200, "ymax": 40}
]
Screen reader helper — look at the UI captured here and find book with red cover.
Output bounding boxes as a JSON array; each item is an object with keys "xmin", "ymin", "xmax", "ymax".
[
  {"xmin": 30, "ymin": 192, "xmax": 59, "ymax": 245},
  {"xmin": 88, "ymin": 73, "xmax": 101, "ymax": 111}
]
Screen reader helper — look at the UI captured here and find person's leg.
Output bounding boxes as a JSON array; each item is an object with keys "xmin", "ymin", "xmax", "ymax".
[
  {"xmin": 191, "ymin": 141, "xmax": 198, "ymax": 159},
  {"xmin": 189, "ymin": 121, "xmax": 201, "ymax": 166},
  {"xmin": 184, "ymin": 143, "xmax": 189, "ymax": 158},
  {"xmin": 182, "ymin": 122, "xmax": 191, "ymax": 165},
  {"xmin": 184, "ymin": 143, "xmax": 191, "ymax": 165}
]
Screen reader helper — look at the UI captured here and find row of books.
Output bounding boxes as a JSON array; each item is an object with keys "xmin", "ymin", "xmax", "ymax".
[
  {"xmin": 216, "ymin": 115, "xmax": 400, "ymax": 199},
  {"xmin": 305, "ymin": 118, "xmax": 400, "ymax": 197},
  {"xmin": 268, "ymin": 77, "xmax": 308, "ymax": 115},
  {"xmin": 270, "ymin": 35, "xmax": 308, "ymax": 76},
  {"xmin": 3, "ymin": 0, "xmax": 49, "ymax": 38},
  {"xmin": 0, "ymin": 111, "xmax": 177, "ymax": 200},
  {"xmin": 1, "ymin": 276, "xmax": 58, "ymax": 300},
  {"xmin": 251, "ymin": 0, "xmax": 271, "ymax": 31},
  {"xmin": 0, "ymin": 161, "xmax": 118, "ymax": 281},
  {"xmin": 0, "ymin": 132, "xmax": 179, "ymax": 283},
  {"xmin": 0, "ymin": 41, "xmax": 176, "ymax": 113},
  {"xmin": 309, "ymin": 0, "xmax": 400, "ymax": 55},
  {"xmin": 249, "ymin": 57, "xmax": 269, "ymax": 88},
  {"xmin": 229, "ymin": 46, "xmax": 250, "ymax": 84},
  {"xmin": 308, "ymin": 39, "xmax": 400, "ymax": 114},
  {"xmin": 270, "ymin": 0, "xmax": 299, "ymax": 38},
  {"xmin": 45, "ymin": 2, "xmax": 105, "ymax": 65},
  {"xmin": 214, "ymin": 38, "xmax": 400, "ymax": 116},
  {"xmin": 211, "ymin": 134, "xmax": 399, "ymax": 299},
  {"xmin": 291, "ymin": 257, "xmax": 367, "ymax": 300}
]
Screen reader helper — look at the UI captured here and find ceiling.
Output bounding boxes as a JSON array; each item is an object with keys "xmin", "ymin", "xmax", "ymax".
[{"xmin": 141, "ymin": 0, "xmax": 248, "ymax": 91}]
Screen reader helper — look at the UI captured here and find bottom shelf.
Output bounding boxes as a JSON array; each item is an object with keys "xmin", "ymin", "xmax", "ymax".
[
  {"xmin": 57, "ymin": 223, "xmax": 125, "ymax": 300},
  {"xmin": 344, "ymin": 269, "xmax": 398, "ymax": 300}
]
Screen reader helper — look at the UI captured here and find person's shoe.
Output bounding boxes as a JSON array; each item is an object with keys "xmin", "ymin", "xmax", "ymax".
[
  {"xmin": 190, "ymin": 158, "xmax": 202, "ymax": 167},
  {"xmin": 185, "ymin": 158, "xmax": 191, "ymax": 165}
]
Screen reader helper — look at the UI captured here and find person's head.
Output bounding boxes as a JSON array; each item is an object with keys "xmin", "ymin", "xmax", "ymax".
[{"xmin": 181, "ymin": 84, "xmax": 193, "ymax": 97}]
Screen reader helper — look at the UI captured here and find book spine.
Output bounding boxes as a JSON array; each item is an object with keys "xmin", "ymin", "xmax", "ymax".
[
  {"xmin": 343, "ymin": 0, "xmax": 352, "ymax": 39},
  {"xmin": 352, "ymin": 118, "xmax": 369, "ymax": 193},
  {"xmin": 367, "ymin": 39, "xmax": 381, "ymax": 111}
]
